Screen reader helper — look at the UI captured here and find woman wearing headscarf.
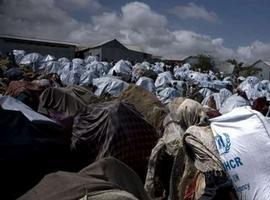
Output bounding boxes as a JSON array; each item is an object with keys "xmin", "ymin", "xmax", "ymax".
[
  {"xmin": 171, "ymin": 125, "xmax": 237, "ymax": 200},
  {"xmin": 144, "ymin": 99, "xmax": 208, "ymax": 199}
]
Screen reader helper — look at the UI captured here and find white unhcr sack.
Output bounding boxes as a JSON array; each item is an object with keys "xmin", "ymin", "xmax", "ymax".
[{"xmin": 210, "ymin": 106, "xmax": 270, "ymax": 200}]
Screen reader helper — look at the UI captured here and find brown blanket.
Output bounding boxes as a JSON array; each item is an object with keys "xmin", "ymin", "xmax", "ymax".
[
  {"xmin": 118, "ymin": 84, "xmax": 167, "ymax": 132},
  {"xmin": 18, "ymin": 157, "xmax": 150, "ymax": 200},
  {"xmin": 38, "ymin": 85, "xmax": 97, "ymax": 117},
  {"xmin": 5, "ymin": 80, "xmax": 42, "ymax": 97},
  {"xmin": 71, "ymin": 100, "xmax": 158, "ymax": 180}
]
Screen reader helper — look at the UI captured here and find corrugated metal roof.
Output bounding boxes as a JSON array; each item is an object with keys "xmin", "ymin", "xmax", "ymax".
[
  {"xmin": 80, "ymin": 39, "xmax": 151, "ymax": 55},
  {"xmin": 252, "ymin": 60, "xmax": 270, "ymax": 67},
  {"xmin": 0, "ymin": 34, "xmax": 77, "ymax": 46},
  {"xmin": 124, "ymin": 44, "xmax": 144, "ymax": 52},
  {"xmin": 264, "ymin": 61, "xmax": 270, "ymax": 66}
]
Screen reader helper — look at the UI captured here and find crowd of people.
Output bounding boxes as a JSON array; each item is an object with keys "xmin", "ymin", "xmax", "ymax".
[{"xmin": 1, "ymin": 50, "xmax": 270, "ymax": 200}]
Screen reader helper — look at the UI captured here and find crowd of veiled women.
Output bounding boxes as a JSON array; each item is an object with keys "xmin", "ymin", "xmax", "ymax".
[{"xmin": 1, "ymin": 50, "xmax": 270, "ymax": 200}]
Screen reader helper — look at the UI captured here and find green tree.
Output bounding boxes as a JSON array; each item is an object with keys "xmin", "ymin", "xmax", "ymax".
[
  {"xmin": 239, "ymin": 65, "xmax": 261, "ymax": 77},
  {"xmin": 194, "ymin": 54, "xmax": 213, "ymax": 72},
  {"xmin": 227, "ymin": 59, "xmax": 243, "ymax": 77}
]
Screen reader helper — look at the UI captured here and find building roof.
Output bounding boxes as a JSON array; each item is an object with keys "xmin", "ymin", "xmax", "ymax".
[
  {"xmin": 124, "ymin": 44, "xmax": 144, "ymax": 52},
  {"xmin": 79, "ymin": 39, "xmax": 151, "ymax": 55},
  {"xmin": 85, "ymin": 39, "xmax": 127, "ymax": 50},
  {"xmin": 0, "ymin": 34, "xmax": 77, "ymax": 47},
  {"xmin": 252, "ymin": 59, "xmax": 270, "ymax": 67},
  {"xmin": 265, "ymin": 61, "xmax": 270, "ymax": 66}
]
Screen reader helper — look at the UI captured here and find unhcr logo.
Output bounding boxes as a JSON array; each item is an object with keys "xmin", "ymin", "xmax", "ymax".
[{"xmin": 215, "ymin": 133, "xmax": 231, "ymax": 155}]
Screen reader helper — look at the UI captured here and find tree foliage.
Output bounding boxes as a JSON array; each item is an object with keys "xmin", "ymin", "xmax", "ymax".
[
  {"xmin": 239, "ymin": 65, "xmax": 262, "ymax": 77},
  {"xmin": 227, "ymin": 59, "xmax": 261, "ymax": 77},
  {"xmin": 227, "ymin": 59, "xmax": 243, "ymax": 77},
  {"xmin": 194, "ymin": 54, "xmax": 213, "ymax": 72}
]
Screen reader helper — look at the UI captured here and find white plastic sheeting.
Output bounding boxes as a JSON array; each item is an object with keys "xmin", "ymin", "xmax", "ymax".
[
  {"xmin": 19, "ymin": 53, "xmax": 43, "ymax": 65},
  {"xmin": 108, "ymin": 60, "xmax": 132, "ymax": 76},
  {"xmin": 19, "ymin": 53, "xmax": 43, "ymax": 71},
  {"xmin": 208, "ymin": 70, "xmax": 215, "ymax": 76},
  {"xmin": 199, "ymin": 88, "xmax": 213, "ymax": 99},
  {"xmin": 157, "ymin": 87, "xmax": 181, "ymax": 104},
  {"xmin": 223, "ymin": 76, "xmax": 232, "ymax": 82},
  {"xmin": 61, "ymin": 70, "xmax": 80, "ymax": 86},
  {"xmin": 132, "ymin": 65, "xmax": 145, "ymax": 82},
  {"xmin": 151, "ymin": 62, "xmax": 164, "ymax": 74},
  {"xmin": 85, "ymin": 61, "xmax": 109, "ymax": 77},
  {"xmin": 209, "ymin": 72, "xmax": 217, "ymax": 81},
  {"xmin": 187, "ymin": 71, "xmax": 210, "ymax": 83},
  {"xmin": 238, "ymin": 77, "xmax": 264, "ymax": 102},
  {"xmin": 181, "ymin": 63, "xmax": 192, "ymax": 70},
  {"xmin": 219, "ymin": 94, "xmax": 249, "ymax": 114},
  {"xmin": 257, "ymin": 80, "xmax": 270, "ymax": 92},
  {"xmin": 244, "ymin": 76, "xmax": 260, "ymax": 86},
  {"xmin": 239, "ymin": 76, "xmax": 260, "ymax": 91},
  {"xmin": 92, "ymin": 76, "xmax": 129, "ymax": 97},
  {"xmin": 155, "ymin": 71, "xmax": 173, "ymax": 88},
  {"xmin": 58, "ymin": 57, "xmax": 70, "ymax": 64},
  {"xmin": 195, "ymin": 80, "xmax": 230, "ymax": 92},
  {"xmin": 237, "ymin": 76, "xmax": 246, "ymax": 82},
  {"xmin": 213, "ymin": 80, "xmax": 232, "ymax": 90},
  {"xmin": 174, "ymin": 63, "xmax": 191, "ymax": 80},
  {"xmin": 219, "ymin": 88, "xmax": 233, "ymax": 104},
  {"xmin": 58, "ymin": 62, "xmax": 72, "ymax": 75},
  {"xmin": 72, "ymin": 58, "xmax": 84, "ymax": 65},
  {"xmin": 43, "ymin": 61, "xmax": 60, "ymax": 74},
  {"xmin": 12, "ymin": 50, "xmax": 25, "ymax": 64},
  {"xmin": 247, "ymin": 88, "xmax": 264, "ymax": 103},
  {"xmin": 84, "ymin": 55, "xmax": 97, "ymax": 64},
  {"xmin": 133, "ymin": 63, "xmax": 147, "ymax": 71},
  {"xmin": 79, "ymin": 71, "xmax": 99, "ymax": 86},
  {"xmin": 42, "ymin": 55, "xmax": 56, "ymax": 62},
  {"xmin": 171, "ymin": 80, "xmax": 186, "ymax": 96},
  {"xmin": 202, "ymin": 88, "xmax": 232, "ymax": 110},
  {"xmin": 136, "ymin": 77, "xmax": 156, "ymax": 93},
  {"xmin": 174, "ymin": 63, "xmax": 191, "ymax": 73},
  {"xmin": 0, "ymin": 96, "xmax": 58, "ymax": 125},
  {"xmin": 39, "ymin": 56, "xmax": 58, "ymax": 72},
  {"xmin": 211, "ymin": 106, "xmax": 270, "ymax": 200},
  {"xmin": 101, "ymin": 62, "xmax": 111, "ymax": 70},
  {"xmin": 202, "ymin": 93, "xmax": 220, "ymax": 109},
  {"xmin": 72, "ymin": 61, "xmax": 83, "ymax": 71},
  {"xmin": 69, "ymin": 62, "xmax": 84, "ymax": 80},
  {"xmin": 236, "ymin": 76, "xmax": 270, "ymax": 103},
  {"xmin": 141, "ymin": 61, "xmax": 151, "ymax": 69}
]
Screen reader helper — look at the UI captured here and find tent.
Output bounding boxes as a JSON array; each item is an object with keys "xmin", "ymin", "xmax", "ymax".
[
  {"xmin": 0, "ymin": 109, "xmax": 72, "ymax": 199},
  {"xmin": 118, "ymin": 84, "xmax": 167, "ymax": 131},
  {"xmin": 38, "ymin": 86, "xmax": 97, "ymax": 117},
  {"xmin": 71, "ymin": 100, "xmax": 158, "ymax": 180},
  {"xmin": 18, "ymin": 157, "xmax": 150, "ymax": 200}
]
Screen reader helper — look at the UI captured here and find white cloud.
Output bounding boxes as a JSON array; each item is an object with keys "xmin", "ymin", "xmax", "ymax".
[
  {"xmin": 170, "ymin": 3, "xmax": 219, "ymax": 23},
  {"xmin": 237, "ymin": 41, "xmax": 270, "ymax": 63},
  {"xmin": 145, "ymin": 30, "xmax": 234, "ymax": 60},
  {"xmin": 80, "ymin": 2, "xmax": 231, "ymax": 60},
  {"xmin": 0, "ymin": 0, "xmax": 268, "ymax": 63},
  {"xmin": 0, "ymin": 0, "xmax": 81, "ymax": 40},
  {"xmin": 71, "ymin": 2, "xmax": 175, "ymax": 49}
]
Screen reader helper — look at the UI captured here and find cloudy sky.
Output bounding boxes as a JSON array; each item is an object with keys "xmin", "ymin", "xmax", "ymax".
[{"xmin": 1, "ymin": 0, "xmax": 270, "ymax": 63}]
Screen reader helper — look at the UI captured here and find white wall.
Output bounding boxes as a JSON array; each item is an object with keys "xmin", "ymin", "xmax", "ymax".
[{"xmin": 253, "ymin": 61, "xmax": 270, "ymax": 80}]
